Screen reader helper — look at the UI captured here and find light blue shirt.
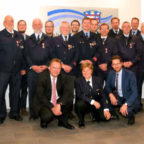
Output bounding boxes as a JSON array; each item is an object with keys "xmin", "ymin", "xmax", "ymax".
[
  {"xmin": 115, "ymin": 69, "xmax": 123, "ymax": 97},
  {"xmin": 83, "ymin": 30, "xmax": 90, "ymax": 38},
  {"xmin": 132, "ymin": 30, "xmax": 138, "ymax": 35}
]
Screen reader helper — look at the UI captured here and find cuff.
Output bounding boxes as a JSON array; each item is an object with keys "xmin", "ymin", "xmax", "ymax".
[
  {"xmin": 104, "ymin": 108, "xmax": 109, "ymax": 111},
  {"xmin": 90, "ymin": 99, "xmax": 95, "ymax": 105}
]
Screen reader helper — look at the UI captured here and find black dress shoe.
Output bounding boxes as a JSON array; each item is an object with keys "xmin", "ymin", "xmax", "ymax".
[
  {"xmin": 29, "ymin": 115, "xmax": 37, "ymax": 120},
  {"xmin": 9, "ymin": 115, "xmax": 23, "ymax": 121},
  {"xmin": 58, "ymin": 121, "xmax": 75, "ymax": 129},
  {"xmin": 128, "ymin": 115, "xmax": 135, "ymax": 125},
  {"xmin": 40, "ymin": 120, "xmax": 48, "ymax": 128},
  {"xmin": 0, "ymin": 118, "xmax": 5, "ymax": 124},
  {"xmin": 78, "ymin": 121, "xmax": 85, "ymax": 128}
]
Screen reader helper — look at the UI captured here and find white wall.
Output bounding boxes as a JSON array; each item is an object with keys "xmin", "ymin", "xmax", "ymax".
[{"xmin": 0, "ymin": 0, "xmax": 143, "ymax": 108}]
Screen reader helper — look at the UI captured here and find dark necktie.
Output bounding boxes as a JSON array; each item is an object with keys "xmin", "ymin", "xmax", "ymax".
[
  {"xmin": 85, "ymin": 33, "xmax": 88, "ymax": 38},
  {"xmin": 102, "ymin": 38, "xmax": 105, "ymax": 45},
  {"xmin": 132, "ymin": 31, "xmax": 135, "ymax": 35},
  {"xmin": 37, "ymin": 35, "xmax": 40, "ymax": 41},
  {"xmin": 115, "ymin": 73, "xmax": 119, "ymax": 96},
  {"xmin": 115, "ymin": 31, "xmax": 118, "ymax": 35},
  {"xmin": 87, "ymin": 81, "xmax": 92, "ymax": 90},
  {"xmin": 64, "ymin": 36, "xmax": 68, "ymax": 41},
  {"xmin": 11, "ymin": 33, "xmax": 14, "ymax": 38}
]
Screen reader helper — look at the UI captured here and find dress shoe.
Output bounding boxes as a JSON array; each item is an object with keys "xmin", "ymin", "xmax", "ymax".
[
  {"xmin": 128, "ymin": 115, "xmax": 135, "ymax": 125},
  {"xmin": 29, "ymin": 115, "xmax": 37, "ymax": 120},
  {"xmin": 9, "ymin": 115, "xmax": 23, "ymax": 121},
  {"xmin": 21, "ymin": 108, "xmax": 28, "ymax": 116},
  {"xmin": 78, "ymin": 121, "xmax": 85, "ymax": 128},
  {"xmin": 0, "ymin": 118, "xmax": 5, "ymax": 124},
  {"xmin": 58, "ymin": 121, "xmax": 75, "ymax": 129},
  {"xmin": 40, "ymin": 120, "xmax": 48, "ymax": 128}
]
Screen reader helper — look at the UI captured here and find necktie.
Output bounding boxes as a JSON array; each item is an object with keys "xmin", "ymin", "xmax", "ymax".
[
  {"xmin": 64, "ymin": 36, "xmax": 68, "ymax": 41},
  {"xmin": 11, "ymin": 33, "xmax": 14, "ymax": 38},
  {"xmin": 115, "ymin": 31, "xmax": 118, "ymax": 35},
  {"xmin": 87, "ymin": 81, "xmax": 92, "ymax": 90},
  {"xmin": 132, "ymin": 31, "xmax": 135, "ymax": 35},
  {"xmin": 102, "ymin": 38, "xmax": 105, "ymax": 45},
  {"xmin": 52, "ymin": 78, "xmax": 57, "ymax": 106},
  {"xmin": 85, "ymin": 33, "xmax": 88, "ymax": 38},
  {"xmin": 116, "ymin": 73, "xmax": 119, "ymax": 96},
  {"xmin": 37, "ymin": 35, "xmax": 40, "ymax": 41}
]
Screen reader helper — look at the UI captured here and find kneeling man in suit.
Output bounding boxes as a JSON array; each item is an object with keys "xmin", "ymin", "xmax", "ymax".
[
  {"xmin": 33, "ymin": 58, "xmax": 75, "ymax": 129},
  {"xmin": 75, "ymin": 62, "xmax": 111, "ymax": 128},
  {"xmin": 105, "ymin": 55, "xmax": 140, "ymax": 125}
]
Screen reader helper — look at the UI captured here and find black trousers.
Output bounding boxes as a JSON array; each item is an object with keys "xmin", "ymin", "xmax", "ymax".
[
  {"xmin": 0, "ymin": 71, "xmax": 21, "ymax": 119},
  {"xmin": 75, "ymin": 100, "xmax": 106, "ymax": 122},
  {"xmin": 27, "ymin": 70, "xmax": 38, "ymax": 116},
  {"xmin": 39, "ymin": 104, "xmax": 71, "ymax": 124},
  {"xmin": 137, "ymin": 71, "xmax": 144, "ymax": 105},
  {"xmin": 20, "ymin": 74, "xmax": 28, "ymax": 109}
]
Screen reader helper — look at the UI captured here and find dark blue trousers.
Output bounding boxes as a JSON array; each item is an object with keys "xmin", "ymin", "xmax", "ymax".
[{"xmin": 0, "ymin": 71, "xmax": 21, "ymax": 119}]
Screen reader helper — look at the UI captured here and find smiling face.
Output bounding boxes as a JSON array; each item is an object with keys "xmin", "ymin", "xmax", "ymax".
[
  {"xmin": 18, "ymin": 20, "xmax": 27, "ymax": 33},
  {"xmin": 111, "ymin": 18, "xmax": 120, "ymax": 30},
  {"xmin": 71, "ymin": 21, "xmax": 80, "ymax": 33},
  {"xmin": 82, "ymin": 19, "xmax": 91, "ymax": 32},
  {"xmin": 82, "ymin": 67, "xmax": 93, "ymax": 80},
  {"xmin": 100, "ymin": 24, "xmax": 109, "ymax": 36},
  {"xmin": 131, "ymin": 19, "xmax": 139, "ymax": 31},
  {"xmin": 90, "ymin": 19, "xmax": 99, "ymax": 33},
  {"xmin": 45, "ymin": 21, "xmax": 54, "ymax": 35},
  {"xmin": 32, "ymin": 18, "xmax": 43, "ymax": 34},
  {"xmin": 60, "ymin": 22, "xmax": 71, "ymax": 36},
  {"xmin": 122, "ymin": 22, "xmax": 131, "ymax": 35},
  {"xmin": 112, "ymin": 59, "xmax": 123, "ymax": 72},
  {"xmin": 3, "ymin": 15, "xmax": 14, "ymax": 32}
]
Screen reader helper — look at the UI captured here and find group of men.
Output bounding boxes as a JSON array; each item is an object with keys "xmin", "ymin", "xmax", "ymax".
[{"xmin": 0, "ymin": 15, "xmax": 143, "ymax": 130}]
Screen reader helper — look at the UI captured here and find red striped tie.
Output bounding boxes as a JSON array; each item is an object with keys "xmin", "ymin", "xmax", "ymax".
[{"xmin": 52, "ymin": 78, "xmax": 57, "ymax": 106}]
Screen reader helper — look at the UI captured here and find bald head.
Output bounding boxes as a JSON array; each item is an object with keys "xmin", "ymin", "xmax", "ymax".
[
  {"xmin": 32, "ymin": 18, "xmax": 43, "ymax": 34},
  {"xmin": 3, "ymin": 15, "xmax": 14, "ymax": 32},
  {"xmin": 141, "ymin": 22, "xmax": 144, "ymax": 34},
  {"xmin": 60, "ymin": 21, "xmax": 71, "ymax": 36}
]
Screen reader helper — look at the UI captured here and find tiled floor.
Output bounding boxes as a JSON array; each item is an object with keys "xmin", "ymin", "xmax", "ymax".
[{"xmin": 0, "ymin": 110, "xmax": 144, "ymax": 144}]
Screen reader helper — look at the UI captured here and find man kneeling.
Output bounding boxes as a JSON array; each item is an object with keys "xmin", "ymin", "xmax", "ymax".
[
  {"xmin": 33, "ymin": 58, "xmax": 75, "ymax": 129},
  {"xmin": 75, "ymin": 63, "xmax": 111, "ymax": 128}
]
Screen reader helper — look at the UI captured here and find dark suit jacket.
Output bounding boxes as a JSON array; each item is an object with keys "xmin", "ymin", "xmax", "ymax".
[
  {"xmin": 75, "ymin": 76, "xmax": 109, "ymax": 109},
  {"xmin": 108, "ymin": 28, "xmax": 123, "ymax": 38},
  {"xmin": 0, "ymin": 29, "xmax": 25, "ymax": 73},
  {"xmin": 33, "ymin": 70, "xmax": 74, "ymax": 117},
  {"xmin": 24, "ymin": 33, "xmax": 51, "ymax": 68},
  {"xmin": 130, "ymin": 29, "xmax": 141, "ymax": 37},
  {"xmin": 105, "ymin": 68, "xmax": 139, "ymax": 107}
]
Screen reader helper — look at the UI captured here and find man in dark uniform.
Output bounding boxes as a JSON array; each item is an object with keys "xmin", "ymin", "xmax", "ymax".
[
  {"xmin": 108, "ymin": 17, "xmax": 123, "ymax": 38},
  {"xmin": 97, "ymin": 23, "xmax": 117, "ymax": 82},
  {"xmin": 50, "ymin": 21, "xmax": 79, "ymax": 76},
  {"xmin": 130, "ymin": 17, "xmax": 141, "ymax": 37},
  {"xmin": 17, "ymin": 20, "xmax": 29, "ymax": 116},
  {"xmin": 0, "ymin": 15, "xmax": 24, "ymax": 124},
  {"xmin": 74, "ymin": 17, "xmax": 99, "ymax": 76},
  {"xmin": 116, "ymin": 21, "xmax": 141, "ymax": 74},
  {"xmin": 136, "ymin": 22, "xmax": 144, "ymax": 110},
  {"xmin": 90, "ymin": 19, "xmax": 100, "ymax": 37},
  {"xmin": 24, "ymin": 18, "xmax": 51, "ymax": 119}
]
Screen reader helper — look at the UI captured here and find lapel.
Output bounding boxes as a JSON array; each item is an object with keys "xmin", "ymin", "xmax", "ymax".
[
  {"xmin": 112, "ymin": 70, "xmax": 116, "ymax": 88},
  {"xmin": 92, "ymin": 76, "xmax": 96, "ymax": 90},
  {"xmin": 82, "ymin": 77, "xmax": 89, "ymax": 92},
  {"xmin": 121, "ymin": 68, "xmax": 125, "ymax": 96},
  {"xmin": 59, "ymin": 35, "xmax": 67, "ymax": 48},
  {"xmin": 56, "ymin": 74, "xmax": 61, "ymax": 95}
]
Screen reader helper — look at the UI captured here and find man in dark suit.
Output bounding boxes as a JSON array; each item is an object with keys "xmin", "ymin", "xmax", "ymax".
[
  {"xmin": 105, "ymin": 55, "xmax": 140, "ymax": 125},
  {"xmin": 108, "ymin": 17, "xmax": 123, "ymax": 38},
  {"xmin": 136, "ymin": 22, "xmax": 144, "ymax": 110},
  {"xmin": 50, "ymin": 21, "xmax": 79, "ymax": 76},
  {"xmin": 116, "ymin": 21, "xmax": 141, "ymax": 74},
  {"xmin": 130, "ymin": 17, "xmax": 141, "ymax": 37},
  {"xmin": 74, "ymin": 17, "xmax": 99, "ymax": 76},
  {"xmin": 17, "ymin": 19, "xmax": 29, "ymax": 116},
  {"xmin": 75, "ymin": 62, "xmax": 111, "ymax": 128},
  {"xmin": 45, "ymin": 20, "xmax": 54, "ymax": 38},
  {"xmin": 33, "ymin": 58, "xmax": 75, "ymax": 129},
  {"xmin": 24, "ymin": 18, "xmax": 51, "ymax": 119},
  {"xmin": 0, "ymin": 15, "xmax": 24, "ymax": 124},
  {"xmin": 97, "ymin": 23, "xmax": 117, "ymax": 82}
]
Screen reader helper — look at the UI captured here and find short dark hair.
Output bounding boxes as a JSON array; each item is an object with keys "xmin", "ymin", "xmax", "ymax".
[
  {"xmin": 111, "ymin": 55, "xmax": 122, "ymax": 63},
  {"xmin": 131, "ymin": 17, "xmax": 139, "ymax": 23},
  {"xmin": 100, "ymin": 23, "xmax": 109, "ymax": 30},
  {"xmin": 82, "ymin": 17, "xmax": 91, "ymax": 23},
  {"xmin": 111, "ymin": 17, "xmax": 120, "ymax": 23},
  {"xmin": 71, "ymin": 19, "xmax": 80, "ymax": 26},
  {"xmin": 17, "ymin": 20, "xmax": 26, "ymax": 26},
  {"xmin": 45, "ymin": 20, "xmax": 54, "ymax": 27}
]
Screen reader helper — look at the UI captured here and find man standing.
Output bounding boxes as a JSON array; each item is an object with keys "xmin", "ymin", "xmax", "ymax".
[
  {"xmin": 0, "ymin": 15, "xmax": 24, "ymax": 124},
  {"xmin": 74, "ymin": 17, "xmax": 99, "ymax": 76},
  {"xmin": 90, "ymin": 19, "xmax": 100, "ymax": 36},
  {"xmin": 51, "ymin": 21, "xmax": 79, "ymax": 76},
  {"xmin": 33, "ymin": 58, "xmax": 75, "ymax": 129},
  {"xmin": 105, "ymin": 55, "xmax": 140, "ymax": 125},
  {"xmin": 108, "ymin": 17, "xmax": 123, "ymax": 38},
  {"xmin": 25, "ymin": 18, "xmax": 51, "ymax": 119},
  {"xmin": 17, "ymin": 20, "xmax": 29, "ymax": 116},
  {"xmin": 130, "ymin": 17, "xmax": 141, "ymax": 36}
]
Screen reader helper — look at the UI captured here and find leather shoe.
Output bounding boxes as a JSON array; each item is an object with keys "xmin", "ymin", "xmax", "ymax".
[
  {"xmin": 40, "ymin": 120, "xmax": 48, "ymax": 128},
  {"xmin": 58, "ymin": 121, "xmax": 75, "ymax": 129},
  {"xmin": 21, "ymin": 108, "xmax": 28, "ymax": 116},
  {"xmin": 29, "ymin": 115, "xmax": 37, "ymax": 120},
  {"xmin": 78, "ymin": 121, "xmax": 85, "ymax": 128},
  {"xmin": 9, "ymin": 115, "xmax": 23, "ymax": 121},
  {"xmin": 0, "ymin": 118, "xmax": 5, "ymax": 124},
  {"xmin": 128, "ymin": 115, "xmax": 135, "ymax": 125}
]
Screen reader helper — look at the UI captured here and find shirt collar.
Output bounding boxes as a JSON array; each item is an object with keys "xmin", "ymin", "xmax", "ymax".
[
  {"xmin": 123, "ymin": 34, "xmax": 130, "ymax": 38},
  {"xmin": 113, "ymin": 28, "xmax": 120, "ymax": 33},
  {"xmin": 50, "ymin": 74, "xmax": 57, "ymax": 82},
  {"xmin": 83, "ymin": 30, "xmax": 90, "ymax": 37},
  {"xmin": 101, "ymin": 36, "xmax": 107, "ymax": 39},
  {"xmin": 62, "ymin": 34, "xmax": 69, "ymax": 40},
  {"xmin": 116, "ymin": 68, "xmax": 123, "ymax": 75},
  {"xmin": 35, "ymin": 32, "xmax": 43, "ymax": 39},
  {"xmin": 85, "ymin": 76, "xmax": 92, "ymax": 82},
  {"xmin": 6, "ymin": 29, "xmax": 14, "ymax": 34}
]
